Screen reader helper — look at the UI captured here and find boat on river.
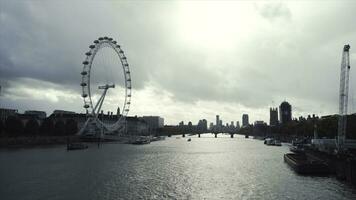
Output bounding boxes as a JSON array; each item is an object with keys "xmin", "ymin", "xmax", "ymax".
[
  {"xmin": 290, "ymin": 144, "xmax": 305, "ymax": 153},
  {"xmin": 187, "ymin": 138, "xmax": 191, "ymax": 142},
  {"xmin": 284, "ymin": 153, "xmax": 329, "ymax": 175},
  {"xmin": 264, "ymin": 138, "xmax": 281, "ymax": 146},
  {"xmin": 67, "ymin": 143, "xmax": 88, "ymax": 150},
  {"xmin": 131, "ymin": 136, "xmax": 151, "ymax": 145},
  {"xmin": 151, "ymin": 136, "xmax": 165, "ymax": 142},
  {"xmin": 274, "ymin": 140, "xmax": 282, "ymax": 146}
]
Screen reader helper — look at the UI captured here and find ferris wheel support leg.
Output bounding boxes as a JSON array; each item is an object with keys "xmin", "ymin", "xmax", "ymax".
[
  {"xmin": 94, "ymin": 90, "xmax": 108, "ymax": 119},
  {"xmin": 80, "ymin": 87, "xmax": 111, "ymax": 137},
  {"xmin": 92, "ymin": 89, "xmax": 108, "ymax": 117},
  {"xmin": 77, "ymin": 117, "xmax": 91, "ymax": 136}
]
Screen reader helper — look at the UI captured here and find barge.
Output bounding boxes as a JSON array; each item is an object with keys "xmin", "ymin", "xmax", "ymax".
[{"xmin": 284, "ymin": 153, "xmax": 329, "ymax": 175}]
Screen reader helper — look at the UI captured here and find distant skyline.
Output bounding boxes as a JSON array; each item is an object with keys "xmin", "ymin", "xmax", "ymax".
[{"xmin": 1, "ymin": 0, "xmax": 356, "ymax": 125}]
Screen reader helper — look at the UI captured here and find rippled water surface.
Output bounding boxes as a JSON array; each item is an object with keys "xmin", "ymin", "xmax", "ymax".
[{"xmin": 1, "ymin": 134, "xmax": 356, "ymax": 200}]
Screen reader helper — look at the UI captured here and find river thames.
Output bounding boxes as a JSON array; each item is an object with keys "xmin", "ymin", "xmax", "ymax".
[{"xmin": 1, "ymin": 134, "xmax": 356, "ymax": 200}]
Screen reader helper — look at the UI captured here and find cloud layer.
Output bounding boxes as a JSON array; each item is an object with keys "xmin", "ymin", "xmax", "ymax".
[{"xmin": 1, "ymin": 1, "xmax": 356, "ymax": 124}]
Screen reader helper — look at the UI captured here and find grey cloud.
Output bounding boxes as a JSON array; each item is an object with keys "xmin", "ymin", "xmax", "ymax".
[
  {"xmin": 0, "ymin": 1, "xmax": 168, "ymax": 90},
  {"xmin": 255, "ymin": 2, "xmax": 291, "ymax": 21}
]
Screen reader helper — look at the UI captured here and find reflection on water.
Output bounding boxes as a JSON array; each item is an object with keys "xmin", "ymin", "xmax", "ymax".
[{"xmin": 1, "ymin": 134, "xmax": 356, "ymax": 200}]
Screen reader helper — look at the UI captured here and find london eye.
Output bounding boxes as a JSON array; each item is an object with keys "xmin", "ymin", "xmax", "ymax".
[{"xmin": 79, "ymin": 36, "xmax": 132, "ymax": 136}]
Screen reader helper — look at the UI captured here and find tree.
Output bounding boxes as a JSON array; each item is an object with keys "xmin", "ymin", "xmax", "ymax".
[
  {"xmin": 280, "ymin": 121, "xmax": 297, "ymax": 136},
  {"xmin": 54, "ymin": 120, "xmax": 65, "ymax": 136},
  {"xmin": 65, "ymin": 119, "xmax": 78, "ymax": 135},
  {"xmin": 40, "ymin": 118, "xmax": 54, "ymax": 136},
  {"xmin": 5, "ymin": 116, "xmax": 24, "ymax": 136},
  {"xmin": 239, "ymin": 125, "xmax": 252, "ymax": 136},
  {"xmin": 25, "ymin": 119, "xmax": 40, "ymax": 136}
]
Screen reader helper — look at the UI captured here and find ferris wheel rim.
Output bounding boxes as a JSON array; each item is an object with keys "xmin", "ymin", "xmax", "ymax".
[{"xmin": 80, "ymin": 37, "xmax": 131, "ymax": 127}]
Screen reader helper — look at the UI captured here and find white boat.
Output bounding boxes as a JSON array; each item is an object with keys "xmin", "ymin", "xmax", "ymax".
[
  {"xmin": 264, "ymin": 138, "xmax": 274, "ymax": 145},
  {"xmin": 264, "ymin": 138, "xmax": 281, "ymax": 146},
  {"xmin": 274, "ymin": 140, "xmax": 282, "ymax": 146}
]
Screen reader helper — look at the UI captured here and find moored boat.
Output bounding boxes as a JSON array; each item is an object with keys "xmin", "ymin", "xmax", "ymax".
[
  {"xmin": 131, "ymin": 136, "xmax": 151, "ymax": 145},
  {"xmin": 264, "ymin": 138, "xmax": 275, "ymax": 145},
  {"xmin": 284, "ymin": 153, "xmax": 329, "ymax": 175},
  {"xmin": 274, "ymin": 140, "xmax": 282, "ymax": 146},
  {"xmin": 67, "ymin": 143, "xmax": 88, "ymax": 150},
  {"xmin": 131, "ymin": 140, "xmax": 150, "ymax": 145},
  {"xmin": 264, "ymin": 138, "xmax": 282, "ymax": 146},
  {"xmin": 151, "ymin": 136, "xmax": 165, "ymax": 142},
  {"xmin": 290, "ymin": 144, "xmax": 305, "ymax": 153}
]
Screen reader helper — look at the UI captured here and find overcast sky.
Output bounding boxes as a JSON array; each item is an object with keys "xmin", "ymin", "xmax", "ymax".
[{"xmin": 1, "ymin": 0, "xmax": 356, "ymax": 125}]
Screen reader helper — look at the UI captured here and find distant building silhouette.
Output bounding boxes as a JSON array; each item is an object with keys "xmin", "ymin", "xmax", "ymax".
[
  {"xmin": 202, "ymin": 119, "xmax": 207, "ymax": 130},
  {"xmin": 179, "ymin": 121, "xmax": 184, "ymax": 126},
  {"xmin": 242, "ymin": 114, "xmax": 249, "ymax": 127},
  {"xmin": 53, "ymin": 110, "xmax": 75, "ymax": 115},
  {"xmin": 24, "ymin": 110, "xmax": 47, "ymax": 120},
  {"xmin": 197, "ymin": 119, "xmax": 208, "ymax": 131},
  {"xmin": 216, "ymin": 115, "xmax": 220, "ymax": 127},
  {"xmin": 279, "ymin": 101, "xmax": 292, "ymax": 124},
  {"xmin": 269, "ymin": 107, "xmax": 278, "ymax": 126},
  {"xmin": 142, "ymin": 116, "xmax": 164, "ymax": 135},
  {"xmin": 0, "ymin": 108, "xmax": 18, "ymax": 122},
  {"xmin": 253, "ymin": 121, "xmax": 267, "ymax": 136},
  {"xmin": 209, "ymin": 122, "xmax": 213, "ymax": 130},
  {"xmin": 254, "ymin": 120, "xmax": 265, "ymax": 125},
  {"xmin": 188, "ymin": 121, "xmax": 193, "ymax": 131},
  {"xmin": 236, "ymin": 121, "xmax": 240, "ymax": 129}
]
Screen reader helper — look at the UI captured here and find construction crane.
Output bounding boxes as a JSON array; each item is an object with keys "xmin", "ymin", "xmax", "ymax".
[{"xmin": 337, "ymin": 44, "xmax": 351, "ymax": 151}]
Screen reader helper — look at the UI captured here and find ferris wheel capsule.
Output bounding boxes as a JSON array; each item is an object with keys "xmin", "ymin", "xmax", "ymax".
[{"xmin": 89, "ymin": 45, "xmax": 95, "ymax": 49}]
